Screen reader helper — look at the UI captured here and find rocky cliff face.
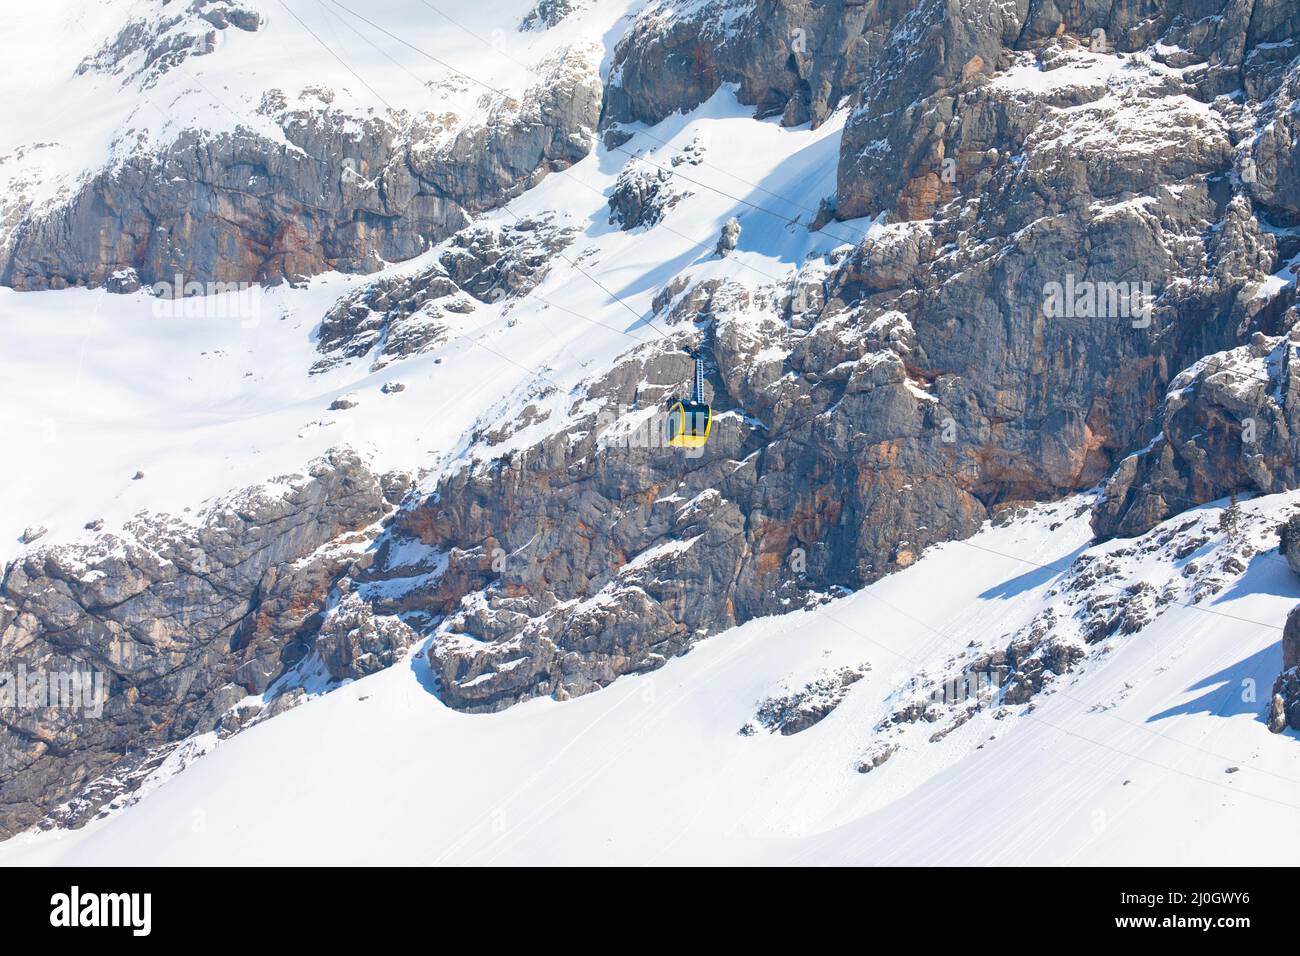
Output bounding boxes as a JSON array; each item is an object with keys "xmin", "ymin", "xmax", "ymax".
[
  {"xmin": 853, "ymin": 490, "xmax": 1295, "ymax": 767},
  {"xmin": 835, "ymin": 0, "xmax": 1300, "ymax": 222},
  {"xmin": 388, "ymin": 8, "xmax": 1300, "ymax": 711},
  {"xmin": 1274, "ymin": 515, "xmax": 1300, "ymax": 731},
  {"xmin": 603, "ymin": 0, "xmax": 909, "ymax": 130},
  {"xmin": 288, "ymin": 4, "xmax": 1300, "ymax": 716},
  {"xmin": 1093, "ymin": 330, "xmax": 1300, "ymax": 540},
  {"xmin": 77, "ymin": 0, "xmax": 265, "ymax": 88},
  {"xmin": 0, "ymin": 450, "xmax": 414, "ymax": 837},
  {"xmin": 0, "ymin": 44, "xmax": 600, "ymax": 290}
]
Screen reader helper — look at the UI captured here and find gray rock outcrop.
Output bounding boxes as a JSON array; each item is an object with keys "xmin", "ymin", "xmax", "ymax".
[
  {"xmin": 77, "ymin": 0, "xmax": 264, "ymax": 88},
  {"xmin": 0, "ymin": 450, "xmax": 397, "ymax": 837},
  {"xmin": 520, "ymin": 0, "xmax": 582, "ymax": 33},
  {"xmin": 740, "ymin": 664, "xmax": 869, "ymax": 736},
  {"xmin": 1, "ymin": 45, "xmax": 600, "ymax": 291},
  {"xmin": 715, "ymin": 217, "xmax": 740, "ymax": 256},
  {"xmin": 389, "ymin": 11, "xmax": 1300, "ymax": 714},
  {"xmin": 608, "ymin": 163, "xmax": 690, "ymax": 230},
  {"xmin": 1093, "ymin": 331, "xmax": 1300, "ymax": 541},
  {"xmin": 1272, "ymin": 604, "xmax": 1300, "ymax": 733},
  {"xmin": 312, "ymin": 214, "xmax": 577, "ymax": 372},
  {"xmin": 834, "ymin": 0, "xmax": 1300, "ymax": 223},
  {"xmin": 1281, "ymin": 512, "xmax": 1300, "ymax": 576},
  {"xmin": 602, "ymin": 0, "xmax": 906, "ymax": 130}
]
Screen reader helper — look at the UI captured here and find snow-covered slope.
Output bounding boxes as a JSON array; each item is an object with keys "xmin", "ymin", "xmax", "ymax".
[
  {"xmin": 4, "ymin": 0, "xmax": 1300, "ymax": 861},
  {"xmin": 0, "ymin": 0, "xmax": 591, "ymax": 224},
  {"xmin": 0, "ymin": 83, "xmax": 858, "ymax": 566},
  {"xmin": 4, "ymin": 493, "xmax": 1297, "ymax": 865}
]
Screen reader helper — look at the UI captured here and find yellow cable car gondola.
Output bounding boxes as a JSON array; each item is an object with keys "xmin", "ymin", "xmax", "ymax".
[{"xmin": 666, "ymin": 353, "xmax": 712, "ymax": 448}]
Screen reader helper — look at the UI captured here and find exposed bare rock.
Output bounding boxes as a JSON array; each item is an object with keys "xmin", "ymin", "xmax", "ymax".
[
  {"xmin": 607, "ymin": 162, "xmax": 690, "ymax": 230},
  {"xmin": 7, "ymin": 0, "xmax": 1300, "ymax": 833},
  {"xmin": 1281, "ymin": 512, "xmax": 1300, "ymax": 576},
  {"xmin": 314, "ymin": 270, "xmax": 461, "ymax": 372},
  {"xmin": 379, "ymin": 471, "xmax": 413, "ymax": 508},
  {"xmin": 104, "ymin": 268, "xmax": 141, "ymax": 294},
  {"xmin": 385, "ymin": 274, "xmax": 987, "ymax": 711},
  {"xmin": 1271, "ymin": 669, "xmax": 1300, "ymax": 732},
  {"xmin": 834, "ymin": 0, "xmax": 1016, "ymax": 222},
  {"xmin": 437, "ymin": 215, "xmax": 578, "ymax": 302},
  {"xmin": 854, "ymin": 495, "xmax": 1286, "ymax": 766},
  {"xmin": 1245, "ymin": 38, "xmax": 1300, "ymax": 220},
  {"xmin": 311, "ymin": 214, "xmax": 576, "ymax": 372},
  {"xmin": 835, "ymin": 0, "xmax": 1296, "ymax": 223},
  {"xmin": 1269, "ymin": 689, "xmax": 1290, "ymax": 733},
  {"xmin": 603, "ymin": 0, "xmax": 905, "ymax": 130},
  {"xmin": 77, "ymin": 0, "xmax": 263, "ymax": 88},
  {"xmin": 1, "ymin": 115, "xmax": 465, "ymax": 291},
  {"xmin": 0, "ymin": 449, "xmax": 392, "ymax": 837},
  {"xmin": 1272, "ymin": 603, "xmax": 1300, "ymax": 733},
  {"xmin": 715, "ymin": 216, "xmax": 740, "ymax": 256},
  {"xmin": 1001, "ymin": 504, "xmax": 1271, "ymax": 704},
  {"xmin": 37, "ymin": 735, "xmax": 212, "ymax": 832},
  {"xmin": 1, "ymin": 46, "xmax": 599, "ymax": 291},
  {"xmin": 408, "ymin": 44, "xmax": 602, "ymax": 211},
  {"xmin": 1015, "ymin": 0, "xmax": 1290, "ymax": 98},
  {"xmin": 857, "ymin": 742, "xmax": 897, "ymax": 773},
  {"xmin": 1093, "ymin": 331, "xmax": 1300, "ymax": 540},
  {"xmin": 1283, "ymin": 604, "xmax": 1300, "ymax": 685},
  {"xmin": 286, "ymin": 6, "xmax": 1300, "ymax": 724},
  {"xmin": 315, "ymin": 593, "xmax": 418, "ymax": 682},
  {"xmin": 520, "ymin": 0, "xmax": 582, "ymax": 32},
  {"xmin": 740, "ymin": 664, "xmax": 869, "ymax": 736},
  {"xmin": 1000, "ymin": 611, "xmax": 1088, "ymax": 704}
]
